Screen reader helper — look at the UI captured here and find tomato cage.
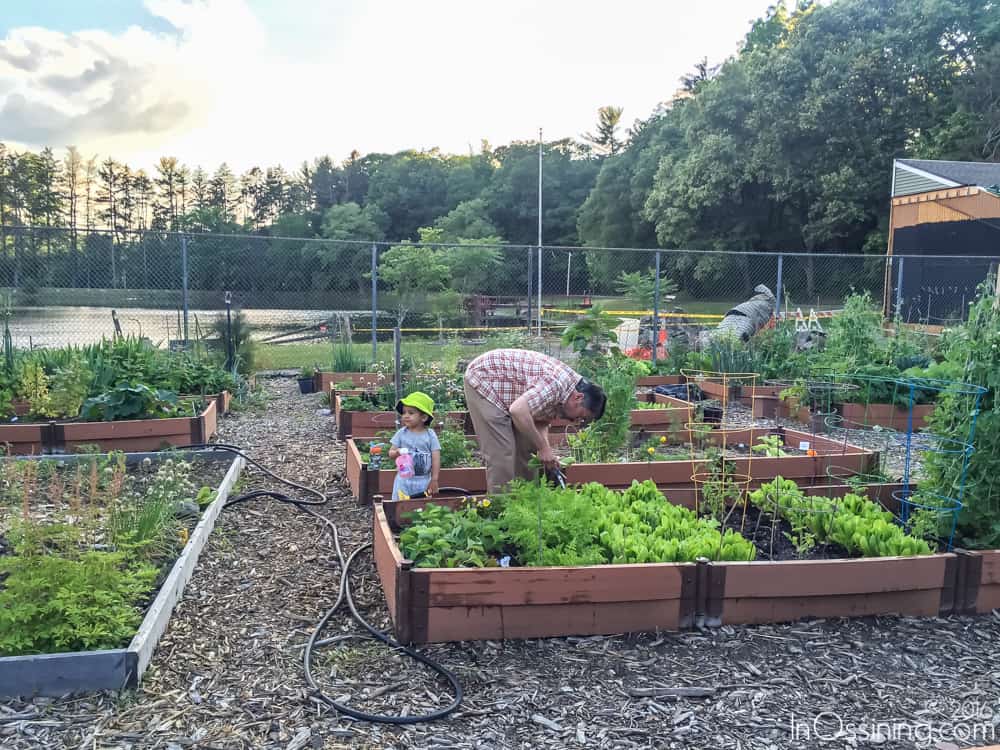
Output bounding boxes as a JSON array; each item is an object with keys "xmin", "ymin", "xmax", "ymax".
[
  {"xmin": 681, "ymin": 370, "xmax": 759, "ymax": 521},
  {"xmin": 814, "ymin": 373, "xmax": 987, "ymax": 551}
]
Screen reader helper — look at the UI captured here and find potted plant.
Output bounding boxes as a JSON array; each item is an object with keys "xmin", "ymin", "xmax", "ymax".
[{"xmin": 297, "ymin": 366, "xmax": 316, "ymax": 394}]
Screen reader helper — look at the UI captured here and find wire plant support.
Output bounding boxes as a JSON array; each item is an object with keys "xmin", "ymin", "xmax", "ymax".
[
  {"xmin": 681, "ymin": 370, "xmax": 757, "ymax": 536},
  {"xmin": 802, "ymin": 373, "xmax": 986, "ymax": 551}
]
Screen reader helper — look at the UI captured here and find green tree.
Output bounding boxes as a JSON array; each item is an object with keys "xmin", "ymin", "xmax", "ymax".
[
  {"xmin": 366, "ymin": 150, "xmax": 455, "ymax": 240},
  {"xmin": 583, "ymin": 106, "xmax": 625, "ymax": 156},
  {"xmin": 614, "ymin": 269, "xmax": 678, "ymax": 309},
  {"xmin": 433, "ymin": 199, "xmax": 499, "ymax": 241},
  {"xmin": 316, "ymin": 202, "xmax": 387, "ymax": 294},
  {"xmin": 379, "ymin": 228, "xmax": 451, "ymax": 325}
]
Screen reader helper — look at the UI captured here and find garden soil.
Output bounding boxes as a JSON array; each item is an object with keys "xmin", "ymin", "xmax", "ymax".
[{"xmin": 2, "ymin": 375, "xmax": 998, "ymax": 749}]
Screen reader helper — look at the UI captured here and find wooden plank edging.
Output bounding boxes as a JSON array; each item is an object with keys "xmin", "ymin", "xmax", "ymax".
[
  {"xmin": 373, "ymin": 507, "xmax": 979, "ymax": 642},
  {"xmin": 126, "ymin": 453, "xmax": 245, "ymax": 684},
  {"xmin": 0, "ymin": 452, "xmax": 243, "ymax": 697}
]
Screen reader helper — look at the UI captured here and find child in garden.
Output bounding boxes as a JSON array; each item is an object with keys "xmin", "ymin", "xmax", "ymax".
[{"xmin": 388, "ymin": 391, "xmax": 441, "ymax": 501}]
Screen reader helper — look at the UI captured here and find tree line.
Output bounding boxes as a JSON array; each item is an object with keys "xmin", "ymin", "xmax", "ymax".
[{"xmin": 0, "ymin": 0, "xmax": 995, "ymax": 302}]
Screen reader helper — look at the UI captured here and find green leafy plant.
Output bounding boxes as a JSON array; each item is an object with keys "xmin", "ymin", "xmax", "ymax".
[
  {"xmin": 339, "ymin": 395, "xmax": 382, "ymax": 412},
  {"xmin": 920, "ymin": 280, "xmax": 1000, "ymax": 549},
  {"xmin": 752, "ymin": 434, "xmax": 788, "ymax": 457},
  {"xmin": 784, "ymin": 526, "xmax": 817, "ymax": 557},
  {"xmin": 332, "ymin": 342, "xmax": 365, "ymax": 373},
  {"xmin": 0, "ymin": 550, "xmax": 158, "ymax": 655},
  {"xmin": 211, "ymin": 308, "xmax": 255, "ymax": 375},
  {"xmin": 399, "ymin": 503, "xmax": 505, "ymax": 568},
  {"xmin": 107, "ymin": 459, "xmax": 196, "ymax": 561},
  {"xmin": 614, "ymin": 269, "xmax": 678, "ymax": 309},
  {"xmin": 435, "ymin": 420, "xmax": 478, "ymax": 468},
  {"xmin": 561, "ymin": 304, "xmax": 619, "ymax": 360},
  {"xmin": 400, "ymin": 480, "xmax": 757, "ymax": 569},
  {"xmin": 80, "ymin": 384, "xmax": 180, "ymax": 422},
  {"xmin": 705, "ymin": 333, "xmax": 759, "ymax": 375},
  {"xmin": 16, "ymin": 361, "xmax": 53, "ymax": 418},
  {"xmin": 749, "ymin": 477, "xmax": 932, "ymax": 557},
  {"xmin": 47, "ymin": 359, "xmax": 93, "ymax": 418}
]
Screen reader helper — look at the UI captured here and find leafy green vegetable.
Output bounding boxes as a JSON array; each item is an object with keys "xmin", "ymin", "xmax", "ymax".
[
  {"xmin": 80, "ymin": 383, "xmax": 181, "ymax": 422},
  {"xmin": 400, "ymin": 479, "xmax": 756, "ymax": 568},
  {"xmin": 749, "ymin": 476, "xmax": 932, "ymax": 557}
]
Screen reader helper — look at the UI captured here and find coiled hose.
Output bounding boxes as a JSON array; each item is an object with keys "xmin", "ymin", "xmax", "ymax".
[{"xmin": 178, "ymin": 443, "xmax": 463, "ymax": 723}]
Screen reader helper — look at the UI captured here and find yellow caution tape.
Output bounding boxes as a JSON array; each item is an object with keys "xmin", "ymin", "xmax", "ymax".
[
  {"xmin": 351, "ymin": 325, "xmax": 562, "ymax": 333},
  {"xmin": 543, "ymin": 308, "xmax": 725, "ymax": 320}
]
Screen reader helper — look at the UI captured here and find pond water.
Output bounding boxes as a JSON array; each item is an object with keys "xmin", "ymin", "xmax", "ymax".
[{"xmin": 7, "ymin": 306, "xmax": 372, "ymax": 348}]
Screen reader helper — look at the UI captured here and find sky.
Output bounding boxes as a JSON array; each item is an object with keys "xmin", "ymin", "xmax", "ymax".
[{"xmin": 0, "ymin": 0, "xmax": 778, "ymax": 172}]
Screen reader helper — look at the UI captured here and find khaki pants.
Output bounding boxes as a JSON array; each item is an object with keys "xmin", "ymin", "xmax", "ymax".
[{"xmin": 464, "ymin": 379, "xmax": 536, "ymax": 494}]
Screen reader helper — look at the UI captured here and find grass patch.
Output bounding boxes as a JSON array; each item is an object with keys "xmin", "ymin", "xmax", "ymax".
[{"xmin": 256, "ymin": 339, "xmax": 509, "ymax": 372}]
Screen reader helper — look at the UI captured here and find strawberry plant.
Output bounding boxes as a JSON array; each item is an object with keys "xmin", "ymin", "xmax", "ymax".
[{"xmin": 399, "ymin": 503, "xmax": 505, "ymax": 568}]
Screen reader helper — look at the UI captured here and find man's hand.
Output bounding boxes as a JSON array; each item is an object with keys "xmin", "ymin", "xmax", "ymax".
[
  {"xmin": 537, "ymin": 445, "xmax": 558, "ymax": 470},
  {"xmin": 426, "ymin": 479, "xmax": 439, "ymax": 497}
]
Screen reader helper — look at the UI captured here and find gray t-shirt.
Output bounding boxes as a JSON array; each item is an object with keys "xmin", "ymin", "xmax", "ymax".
[{"xmin": 390, "ymin": 427, "xmax": 441, "ymax": 477}]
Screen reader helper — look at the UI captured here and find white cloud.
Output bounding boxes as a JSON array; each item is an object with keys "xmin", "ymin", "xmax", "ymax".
[{"xmin": 1, "ymin": 0, "xmax": 775, "ymax": 171}]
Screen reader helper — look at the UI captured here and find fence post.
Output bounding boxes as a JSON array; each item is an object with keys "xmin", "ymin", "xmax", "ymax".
[
  {"xmin": 224, "ymin": 291, "xmax": 233, "ymax": 371},
  {"xmin": 537, "ymin": 246, "xmax": 542, "ymax": 336},
  {"xmin": 371, "ymin": 243, "xmax": 378, "ymax": 363},
  {"xmin": 774, "ymin": 253, "xmax": 784, "ymax": 319},
  {"xmin": 652, "ymin": 251, "xmax": 661, "ymax": 366},
  {"xmin": 181, "ymin": 234, "xmax": 189, "ymax": 345},
  {"xmin": 526, "ymin": 247, "xmax": 533, "ymax": 332},
  {"xmin": 393, "ymin": 327, "xmax": 402, "ymax": 423},
  {"xmin": 895, "ymin": 256, "xmax": 905, "ymax": 318}
]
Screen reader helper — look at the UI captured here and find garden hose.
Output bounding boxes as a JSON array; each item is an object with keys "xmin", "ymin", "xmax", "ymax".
[{"xmin": 175, "ymin": 443, "xmax": 464, "ymax": 724}]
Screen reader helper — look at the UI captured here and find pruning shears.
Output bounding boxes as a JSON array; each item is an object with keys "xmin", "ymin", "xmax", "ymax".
[{"xmin": 545, "ymin": 466, "xmax": 567, "ymax": 489}]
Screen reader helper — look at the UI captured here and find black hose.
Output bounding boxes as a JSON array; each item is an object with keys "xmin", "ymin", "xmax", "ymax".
[{"xmin": 176, "ymin": 442, "xmax": 464, "ymax": 723}]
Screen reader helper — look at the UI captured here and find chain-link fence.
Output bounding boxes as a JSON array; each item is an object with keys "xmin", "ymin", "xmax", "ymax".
[{"xmin": 0, "ymin": 225, "xmax": 995, "ymax": 355}]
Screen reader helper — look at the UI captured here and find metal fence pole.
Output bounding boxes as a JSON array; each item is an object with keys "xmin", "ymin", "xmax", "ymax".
[
  {"xmin": 526, "ymin": 247, "xmax": 533, "ymax": 333},
  {"xmin": 537, "ymin": 246, "xmax": 542, "ymax": 336},
  {"xmin": 566, "ymin": 251, "xmax": 572, "ymax": 297},
  {"xmin": 652, "ymin": 251, "xmax": 661, "ymax": 367},
  {"xmin": 371, "ymin": 243, "xmax": 378, "ymax": 363},
  {"xmin": 393, "ymin": 326, "xmax": 402, "ymax": 419},
  {"xmin": 224, "ymin": 291, "xmax": 233, "ymax": 371},
  {"xmin": 774, "ymin": 253, "xmax": 784, "ymax": 319},
  {"xmin": 895, "ymin": 256, "xmax": 905, "ymax": 319},
  {"xmin": 181, "ymin": 234, "xmax": 189, "ymax": 344}
]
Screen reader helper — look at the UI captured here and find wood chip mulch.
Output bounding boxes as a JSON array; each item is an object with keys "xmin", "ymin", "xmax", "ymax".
[{"xmin": 2, "ymin": 376, "xmax": 999, "ymax": 749}]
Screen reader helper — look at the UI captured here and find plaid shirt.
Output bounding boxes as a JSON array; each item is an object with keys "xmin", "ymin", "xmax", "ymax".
[{"xmin": 464, "ymin": 349, "xmax": 581, "ymax": 421}]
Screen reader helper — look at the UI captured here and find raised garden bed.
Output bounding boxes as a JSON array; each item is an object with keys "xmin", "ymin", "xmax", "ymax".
[
  {"xmin": 750, "ymin": 394, "xmax": 935, "ymax": 431},
  {"xmin": 636, "ymin": 375, "xmax": 685, "ymax": 387},
  {"xmin": 335, "ymin": 394, "xmax": 470, "ymax": 440},
  {"xmin": 837, "ymin": 402, "xmax": 936, "ymax": 431},
  {"xmin": 956, "ymin": 549, "xmax": 1000, "ymax": 615},
  {"xmin": 706, "ymin": 554, "xmax": 957, "ymax": 627},
  {"xmin": 374, "ymin": 497, "xmax": 959, "ymax": 643},
  {"xmin": 346, "ymin": 427, "xmax": 879, "ymax": 505},
  {"xmin": 373, "ymin": 503, "xmax": 697, "ymax": 643},
  {"xmin": 0, "ymin": 450, "xmax": 244, "ymax": 697},
  {"xmin": 379, "ymin": 480, "xmax": 911, "ymax": 529},
  {"xmin": 314, "ymin": 371, "xmax": 385, "ymax": 392},
  {"xmin": 0, "ymin": 399, "xmax": 219, "ymax": 455}
]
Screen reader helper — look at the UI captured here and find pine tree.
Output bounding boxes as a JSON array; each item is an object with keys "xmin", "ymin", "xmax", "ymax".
[{"xmin": 583, "ymin": 106, "xmax": 625, "ymax": 155}]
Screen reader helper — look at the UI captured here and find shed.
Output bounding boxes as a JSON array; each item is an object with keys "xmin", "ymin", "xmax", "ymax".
[{"xmin": 886, "ymin": 159, "xmax": 1000, "ymax": 321}]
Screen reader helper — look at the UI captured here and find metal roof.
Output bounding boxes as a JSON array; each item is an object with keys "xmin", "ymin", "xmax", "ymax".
[{"xmin": 896, "ymin": 159, "xmax": 1000, "ymax": 189}]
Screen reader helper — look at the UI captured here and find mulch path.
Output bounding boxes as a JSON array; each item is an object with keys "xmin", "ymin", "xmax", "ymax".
[{"xmin": 2, "ymin": 375, "xmax": 998, "ymax": 749}]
